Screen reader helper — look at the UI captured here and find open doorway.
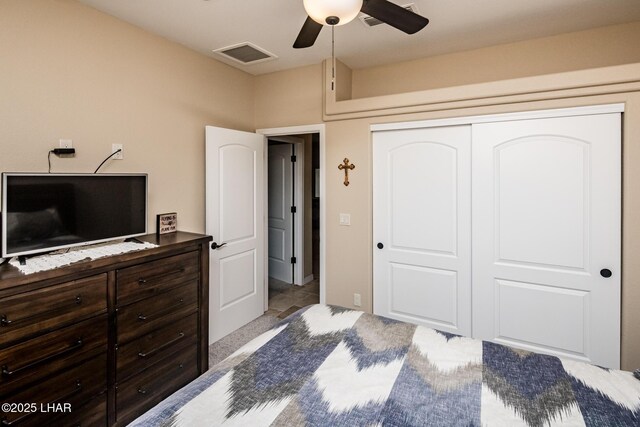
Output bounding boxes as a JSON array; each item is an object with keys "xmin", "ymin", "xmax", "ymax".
[
  {"xmin": 265, "ymin": 132, "xmax": 321, "ymax": 318},
  {"xmin": 206, "ymin": 124, "xmax": 324, "ymax": 343}
]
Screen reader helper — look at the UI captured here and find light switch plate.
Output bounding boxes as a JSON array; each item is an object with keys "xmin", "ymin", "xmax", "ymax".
[{"xmin": 339, "ymin": 213, "xmax": 351, "ymax": 226}]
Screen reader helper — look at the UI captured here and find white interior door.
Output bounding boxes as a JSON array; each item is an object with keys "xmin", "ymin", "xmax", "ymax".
[
  {"xmin": 267, "ymin": 143, "xmax": 293, "ymax": 283},
  {"xmin": 206, "ymin": 126, "xmax": 264, "ymax": 343},
  {"xmin": 373, "ymin": 125, "xmax": 472, "ymax": 336},
  {"xmin": 472, "ymin": 113, "xmax": 621, "ymax": 368}
]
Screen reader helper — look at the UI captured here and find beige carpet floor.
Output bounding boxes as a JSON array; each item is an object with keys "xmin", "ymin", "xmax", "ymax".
[
  {"xmin": 208, "ymin": 314, "xmax": 280, "ymax": 367},
  {"xmin": 208, "ymin": 279, "xmax": 320, "ymax": 368}
]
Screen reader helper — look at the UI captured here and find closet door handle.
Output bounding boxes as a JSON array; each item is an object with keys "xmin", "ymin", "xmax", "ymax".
[
  {"xmin": 600, "ymin": 268, "xmax": 612, "ymax": 278},
  {"xmin": 377, "ymin": 242, "xmax": 384, "ymax": 249}
]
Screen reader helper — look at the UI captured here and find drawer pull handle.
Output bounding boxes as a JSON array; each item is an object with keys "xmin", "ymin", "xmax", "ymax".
[
  {"xmin": 0, "ymin": 315, "xmax": 11, "ymax": 327},
  {"xmin": 0, "ymin": 380, "xmax": 81, "ymax": 426},
  {"xmin": 137, "ymin": 297, "xmax": 189, "ymax": 322},
  {"xmin": 137, "ymin": 267, "xmax": 187, "ymax": 286},
  {"xmin": 138, "ymin": 332, "xmax": 185, "ymax": 359},
  {"xmin": 53, "ymin": 380, "xmax": 83, "ymax": 402},
  {"xmin": 137, "ymin": 387, "xmax": 147, "ymax": 395},
  {"xmin": 1, "ymin": 338, "xmax": 84, "ymax": 377},
  {"xmin": 0, "ymin": 295, "xmax": 84, "ymax": 327}
]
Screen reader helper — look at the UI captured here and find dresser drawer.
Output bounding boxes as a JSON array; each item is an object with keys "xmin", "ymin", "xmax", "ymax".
[
  {"xmin": 44, "ymin": 393, "xmax": 107, "ymax": 427},
  {"xmin": 116, "ymin": 346, "xmax": 198, "ymax": 425},
  {"xmin": 0, "ymin": 315, "xmax": 107, "ymax": 397},
  {"xmin": 117, "ymin": 283, "xmax": 198, "ymax": 344},
  {"xmin": 62, "ymin": 393, "xmax": 107, "ymax": 427},
  {"xmin": 0, "ymin": 274, "xmax": 107, "ymax": 347},
  {"xmin": 0, "ymin": 354, "xmax": 106, "ymax": 427},
  {"xmin": 116, "ymin": 252, "xmax": 199, "ymax": 305},
  {"xmin": 117, "ymin": 313, "xmax": 198, "ymax": 381}
]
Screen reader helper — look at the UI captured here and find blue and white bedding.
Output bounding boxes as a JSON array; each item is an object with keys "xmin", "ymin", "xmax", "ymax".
[{"xmin": 131, "ymin": 304, "xmax": 640, "ymax": 426}]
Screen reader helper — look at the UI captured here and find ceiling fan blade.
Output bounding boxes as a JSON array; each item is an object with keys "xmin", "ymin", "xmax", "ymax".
[
  {"xmin": 293, "ymin": 16, "xmax": 324, "ymax": 48},
  {"xmin": 361, "ymin": 0, "xmax": 429, "ymax": 34}
]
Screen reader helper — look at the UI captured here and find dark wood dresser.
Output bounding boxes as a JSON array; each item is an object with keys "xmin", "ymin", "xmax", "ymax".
[{"xmin": 0, "ymin": 232, "xmax": 212, "ymax": 426}]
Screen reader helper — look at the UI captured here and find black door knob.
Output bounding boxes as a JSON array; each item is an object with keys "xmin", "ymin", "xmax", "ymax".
[
  {"xmin": 377, "ymin": 242, "xmax": 384, "ymax": 249},
  {"xmin": 600, "ymin": 268, "xmax": 612, "ymax": 278},
  {"xmin": 211, "ymin": 242, "xmax": 227, "ymax": 250}
]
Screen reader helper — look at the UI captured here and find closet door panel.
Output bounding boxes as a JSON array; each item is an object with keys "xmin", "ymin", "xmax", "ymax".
[
  {"xmin": 496, "ymin": 137, "xmax": 587, "ymax": 269},
  {"xmin": 472, "ymin": 113, "xmax": 621, "ymax": 368},
  {"xmin": 495, "ymin": 279, "xmax": 588, "ymax": 355},
  {"xmin": 373, "ymin": 125, "xmax": 472, "ymax": 336}
]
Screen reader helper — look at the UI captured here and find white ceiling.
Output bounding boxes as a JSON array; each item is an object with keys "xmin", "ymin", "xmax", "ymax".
[{"xmin": 78, "ymin": 0, "xmax": 640, "ymax": 75}]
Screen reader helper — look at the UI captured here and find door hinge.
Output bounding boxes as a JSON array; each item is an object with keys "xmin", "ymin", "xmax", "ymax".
[
  {"xmin": 290, "ymin": 206, "xmax": 297, "ymax": 213},
  {"xmin": 291, "ymin": 256, "xmax": 297, "ymax": 264},
  {"xmin": 291, "ymin": 155, "xmax": 297, "ymax": 162}
]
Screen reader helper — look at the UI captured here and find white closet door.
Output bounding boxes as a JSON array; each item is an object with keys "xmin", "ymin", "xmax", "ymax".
[
  {"xmin": 472, "ymin": 113, "xmax": 621, "ymax": 368},
  {"xmin": 373, "ymin": 125, "xmax": 472, "ymax": 336}
]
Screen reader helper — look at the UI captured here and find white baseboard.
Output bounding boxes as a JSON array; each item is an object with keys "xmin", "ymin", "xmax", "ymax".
[{"xmin": 303, "ymin": 274, "xmax": 314, "ymax": 285}]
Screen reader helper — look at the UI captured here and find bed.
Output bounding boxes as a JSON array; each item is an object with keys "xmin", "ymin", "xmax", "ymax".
[{"xmin": 130, "ymin": 304, "xmax": 640, "ymax": 426}]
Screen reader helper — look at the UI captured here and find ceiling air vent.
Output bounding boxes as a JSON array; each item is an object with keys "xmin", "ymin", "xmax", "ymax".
[
  {"xmin": 359, "ymin": 3, "xmax": 419, "ymax": 27},
  {"xmin": 213, "ymin": 42, "xmax": 277, "ymax": 65}
]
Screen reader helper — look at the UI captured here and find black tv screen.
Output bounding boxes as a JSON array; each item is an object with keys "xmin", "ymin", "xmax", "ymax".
[{"xmin": 1, "ymin": 173, "xmax": 147, "ymax": 258}]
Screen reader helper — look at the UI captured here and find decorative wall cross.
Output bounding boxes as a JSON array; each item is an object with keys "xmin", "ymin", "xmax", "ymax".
[{"xmin": 338, "ymin": 158, "xmax": 355, "ymax": 186}]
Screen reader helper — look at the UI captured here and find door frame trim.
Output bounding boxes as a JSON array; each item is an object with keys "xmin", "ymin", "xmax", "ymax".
[
  {"xmin": 371, "ymin": 103, "xmax": 624, "ymax": 132},
  {"xmin": 258, "ymin": 124, "xmax": 326, "ymax": 308}
]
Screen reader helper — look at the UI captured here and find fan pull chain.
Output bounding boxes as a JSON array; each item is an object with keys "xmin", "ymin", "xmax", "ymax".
[{"xmin": 331, "ymin": 24, "xmax": 335, "ymax": 92}]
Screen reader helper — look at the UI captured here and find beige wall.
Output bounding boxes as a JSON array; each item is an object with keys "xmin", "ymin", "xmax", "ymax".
[
  {"xmin": 335, "ymin": 59, "xmax": 353, "ymax": 102},
  {"xmin": 0, "ymin": 0, "xmax": 254, "ymax": 233},
  {"xmin": 351, "ymin": 21, "xmax": 640, "ymax": 98},
  {"xmin": 324, "ymin": 118, "xmax": 373, "ymax": 309},
  {"xmin": 255, "ymin": 64, "xmax": 323, "ymax": 129},
  {"xmin": 620, "ymin": 94, "xmax": 640, "ymax": 372}
]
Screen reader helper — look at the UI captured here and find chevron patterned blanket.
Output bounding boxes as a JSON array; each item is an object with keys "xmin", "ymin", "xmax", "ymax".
[{"xmin": 131, "ymin": 304, "xmax": 640, "ymax": 426}]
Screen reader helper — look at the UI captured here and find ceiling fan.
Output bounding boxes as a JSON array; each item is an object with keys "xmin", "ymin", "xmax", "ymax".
[{"xmin": 293, "ymin": 0, "xmax": 429, "ymax": 49}]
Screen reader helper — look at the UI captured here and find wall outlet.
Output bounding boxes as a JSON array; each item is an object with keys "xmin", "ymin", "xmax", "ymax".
[
  {"xmin": 59, "ymin": 139, "xmax": 73, "ymax": 149},
  {"xmin": 112, "ymin": 144, "xmax": 123, "ymax": 160},
  {"xmin": 353, "ymin": 293, "xmax": 361, "ymax": 307}
]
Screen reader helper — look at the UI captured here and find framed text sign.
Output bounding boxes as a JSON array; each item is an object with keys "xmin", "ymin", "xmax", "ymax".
[{"xmin": 156, "ymin": 212, "xmax": 177, "ymax": 235}]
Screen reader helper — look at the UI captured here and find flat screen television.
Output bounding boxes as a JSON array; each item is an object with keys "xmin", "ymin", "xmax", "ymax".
[{"xmin": 1, "ymin": 173, "xmax": 147, "ymax": 258}]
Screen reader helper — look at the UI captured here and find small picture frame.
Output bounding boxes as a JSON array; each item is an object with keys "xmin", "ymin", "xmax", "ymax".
[{"xmin": 156, "ymin": 212, "xmax": 177, "ymax": 235}]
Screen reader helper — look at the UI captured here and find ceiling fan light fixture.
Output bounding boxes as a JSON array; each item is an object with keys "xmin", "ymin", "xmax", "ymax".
[{"xmin": 303, "ymin": 0, "xmax": 363, "ymax": 26}]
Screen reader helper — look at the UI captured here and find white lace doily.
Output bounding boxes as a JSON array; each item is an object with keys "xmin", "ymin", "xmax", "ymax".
[{"xmin": 9, "ymin": 240, "xmax": 159, "ymax": 275}]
